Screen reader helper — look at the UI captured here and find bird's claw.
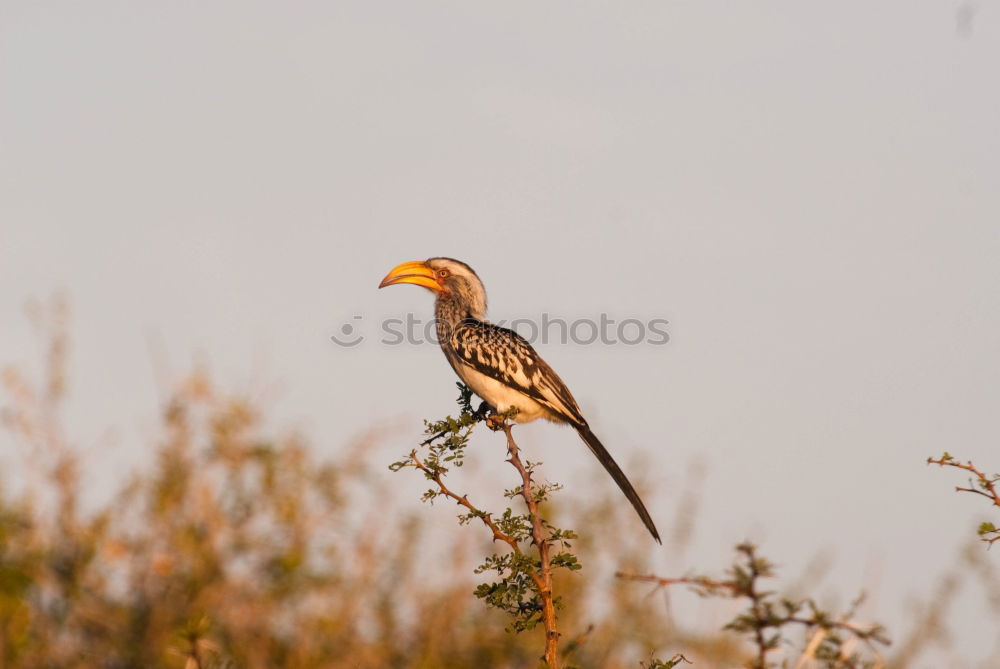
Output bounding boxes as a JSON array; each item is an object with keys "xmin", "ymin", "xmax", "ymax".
[{"xmin": 470, "ymin": 401, "xmax": 505, "ymax": 430}]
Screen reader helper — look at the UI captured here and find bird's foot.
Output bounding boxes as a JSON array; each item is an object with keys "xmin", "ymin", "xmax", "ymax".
[
  {"xmin": 486, "ymin": 413, "xmax": 506, "ymax": 431},
  {"xmin": 468, "ymin": 400, "xmax": 505, "ymax": 430}
]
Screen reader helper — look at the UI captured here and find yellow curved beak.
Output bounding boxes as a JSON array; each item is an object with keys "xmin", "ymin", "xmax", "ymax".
[{"xmin": 378, "ymin": 260, "xmax": 442, "ymax": 292}]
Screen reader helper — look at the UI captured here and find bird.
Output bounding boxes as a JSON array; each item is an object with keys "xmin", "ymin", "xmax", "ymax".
[{"xmin": 379, "ymin": 257, "xmax": 661, "ymax": 543}]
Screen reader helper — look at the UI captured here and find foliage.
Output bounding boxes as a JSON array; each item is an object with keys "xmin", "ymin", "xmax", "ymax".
[
  {"xmin": 620, "ymin": 544, "xmax": 889, "ymax": 668},
  {"xmin": 0, "ymin": 307, "xmax": 665, "ymax": 668},
  {"xmin": 391, "ymin": 384, "xmax": 579, "ymax": 665},
  {"xmin": 640, "ymin": 654, "xmax": 691, "ymax": 668},
  {"xmin": 0, "ymin": 298, "xmax": 997, "ymax": 667},
  {"xmin": 928, "ymin": 452, "xmax": 1000, "ymax": 548}
]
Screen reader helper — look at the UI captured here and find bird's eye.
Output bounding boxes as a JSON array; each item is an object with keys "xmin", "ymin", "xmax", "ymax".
[{"xmin": 437, "ymin": 268, "xmax": 450, "ymax": 279}]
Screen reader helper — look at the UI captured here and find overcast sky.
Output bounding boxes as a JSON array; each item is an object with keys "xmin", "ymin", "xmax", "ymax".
[{"xmin": 2, "ymin": 1, "xmax": 999, "ymax": 664}]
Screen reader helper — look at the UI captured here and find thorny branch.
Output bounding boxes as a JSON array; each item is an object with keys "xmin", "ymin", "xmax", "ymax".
[
  {"xmin": 928, "ymin": 453, "xmax": 1000, "ymax": 547},
  {"xmin": 408, "ymin": 423, "xmax": 563, "ymax": 668},
  {"xmin": 393, "ymin": 386, "xmax": 577, "ymax": 669},
  {"xmin": 502, "ymin": 421, "xmax": 560, "ymax": 669},
  {"xmin": 409, "ymin": 450, "xmax": 521, "ymax": 555},
  {"xmin": 618, "ymin": 544, "xmax": 889, "ymax": 668}
]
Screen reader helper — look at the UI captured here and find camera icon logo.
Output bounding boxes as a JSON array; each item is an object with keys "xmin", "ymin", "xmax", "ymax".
[{"xmin": 330, "ymin": 315, "xmax": 365, "ymax": 347}]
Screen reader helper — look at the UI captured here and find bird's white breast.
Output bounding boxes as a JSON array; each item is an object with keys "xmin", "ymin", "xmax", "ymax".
[{"xmin": 455, "ymin": 362, "xmax": 554, "ymax": 423}]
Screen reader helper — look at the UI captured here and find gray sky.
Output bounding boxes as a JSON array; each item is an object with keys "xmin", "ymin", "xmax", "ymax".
[{"xmin": 2, "ymin": 1, "xmax": 999, "ymax": 663}]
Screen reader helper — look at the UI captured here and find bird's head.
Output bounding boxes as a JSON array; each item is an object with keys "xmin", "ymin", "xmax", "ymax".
[{"xmin": 378, "ymin": 257, "xmax": 487, "ymax": 319}]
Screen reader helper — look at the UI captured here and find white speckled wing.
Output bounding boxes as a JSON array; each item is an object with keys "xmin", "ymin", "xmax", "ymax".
[{"xmin": 445, "ymin": 319, "xmax": 586, "ymax": 426}]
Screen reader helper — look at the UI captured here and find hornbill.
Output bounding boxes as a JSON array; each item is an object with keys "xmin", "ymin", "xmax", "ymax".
[{"xmin": 379, "ymin": 257, "xmax": 661, "ymax": 543}]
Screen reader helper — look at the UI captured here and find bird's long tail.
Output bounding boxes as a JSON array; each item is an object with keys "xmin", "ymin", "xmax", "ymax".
[{"xmin": 576, "ymin": 425, "xmax": 661, "ymax": 544}]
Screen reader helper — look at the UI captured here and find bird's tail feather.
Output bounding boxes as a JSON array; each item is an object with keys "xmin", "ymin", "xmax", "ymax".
[{"xmin": 576, "ymin": 425, "xmax": 661, "ymax": 544}]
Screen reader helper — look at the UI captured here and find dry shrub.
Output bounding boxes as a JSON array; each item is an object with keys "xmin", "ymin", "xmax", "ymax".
[{"xmin": 2, "ymin": 298, "xmax": 996, "ymax": 668}]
